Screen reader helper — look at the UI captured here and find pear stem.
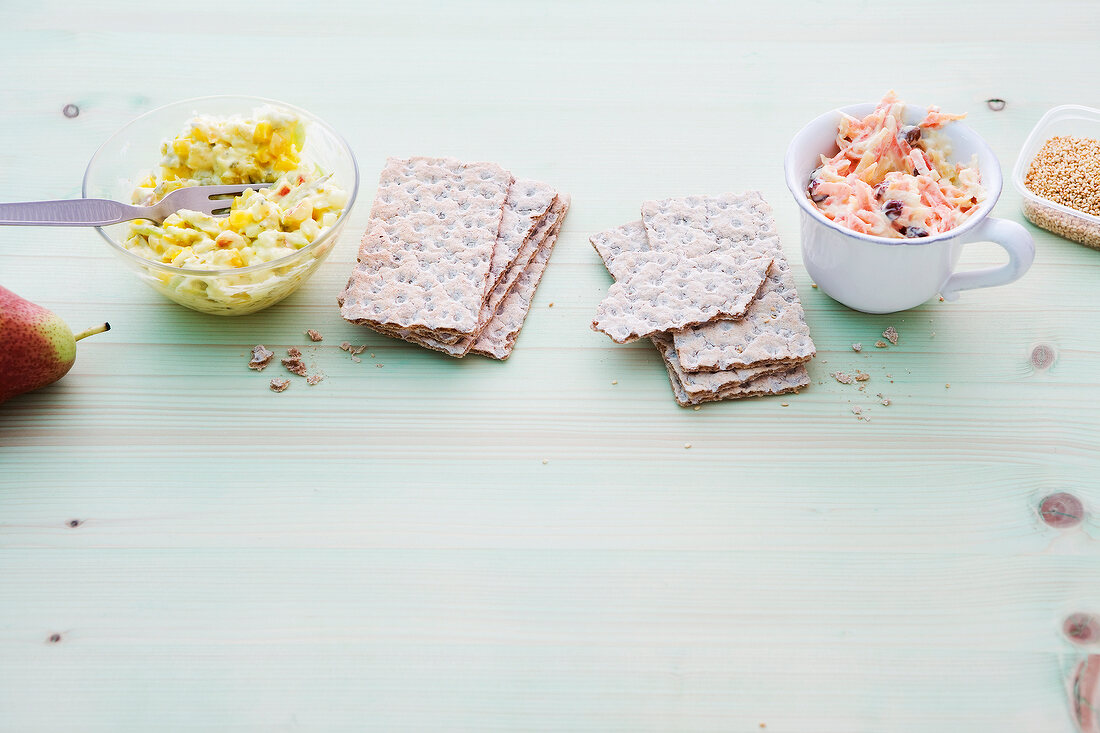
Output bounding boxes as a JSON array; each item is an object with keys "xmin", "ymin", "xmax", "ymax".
[{"xmin": 73, "ymin": 323, "xmax": 111, "ymax": 342}]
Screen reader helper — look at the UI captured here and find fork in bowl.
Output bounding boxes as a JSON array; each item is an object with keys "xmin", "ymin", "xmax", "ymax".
[{"xmin": 0, "ymin": 183, "xmax": 270, "ymax": 226}]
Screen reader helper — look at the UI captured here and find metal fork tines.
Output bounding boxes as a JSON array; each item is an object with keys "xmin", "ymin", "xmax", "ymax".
[{"xmin": 0, "ymin": 183, "xmax": 272, "ymax": 227}]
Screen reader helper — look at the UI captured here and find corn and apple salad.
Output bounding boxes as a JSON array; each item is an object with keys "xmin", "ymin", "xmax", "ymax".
[{"xmin": 124, "ymin": 106, "xmax": 348, "ymax": 270}]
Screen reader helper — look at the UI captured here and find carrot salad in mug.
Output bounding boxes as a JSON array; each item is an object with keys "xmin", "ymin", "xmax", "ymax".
[{"xmin": 806, "ymin": 92, "xmax": 985, "ymax": 239}]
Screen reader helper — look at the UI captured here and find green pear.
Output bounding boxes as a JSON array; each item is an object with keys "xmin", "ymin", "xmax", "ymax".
[{"xmin": 0, "ymin": 285, "xmax": 110, "ymax": 403}]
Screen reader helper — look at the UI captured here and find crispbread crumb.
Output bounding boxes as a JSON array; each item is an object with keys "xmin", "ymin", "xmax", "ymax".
[
  {"xmin": 339, "ymin": 341, "xmax": 351, "ymax": 351},
  {"xmin": 282, "ymin": 350, "xmax": 308, "ymax": 376},
  {"xmin": 306, "ymin": 329, "xmax": 323, "ymax": 342},
  {"xmin": 248, "ymin": 345, "xmax": 274, "ymax": 370},
  {"xmin": 833, "ymin": 372, "xmax": 853, "ymax": 384},
  {"xmin": 852, "ymin": 342, "xmax": 862, "ymax": 352},
  {"xmin": 854, "ymin": 371, "xmax": 870, "ymax": 381},
  {"xmin": 883, "ymin": 326, "xmax": 898, "ymax": 345},
  {"xmin": 306, "ymin": 374, "xmax": 324, "ymax": 386},
  {"xmin": 269, "ymin": 378, "xmax": 290, "ymax": 392},
  {"xmin": 875, "ymin": 340, "xmax": 888, "ymax": 348}
]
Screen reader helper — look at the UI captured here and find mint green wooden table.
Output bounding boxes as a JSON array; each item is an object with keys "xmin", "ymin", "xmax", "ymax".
[{"xmin": 2, "ymin": 2, "xmax": 1099, "ymax": 731}]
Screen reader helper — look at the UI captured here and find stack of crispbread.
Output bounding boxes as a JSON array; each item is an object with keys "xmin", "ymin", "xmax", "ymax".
[
  {"xmin": 590, "ymin": 192, "xmax": 815, "ymax": 406},
  {"xmin": 339, "ymin": 157, "xmax": 569, "ymax": 360}
]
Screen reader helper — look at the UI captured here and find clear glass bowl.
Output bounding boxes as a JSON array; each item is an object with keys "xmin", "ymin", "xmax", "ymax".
[
  {"xmin": 83, "ymin": 95, "xmax": 359, "ymax": 315},
  {"xmin": 1011, "ymin": 104, "xmax": 1100, "ymax": 250}
]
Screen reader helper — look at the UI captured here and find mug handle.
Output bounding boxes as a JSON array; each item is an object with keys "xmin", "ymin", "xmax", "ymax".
[{"xmin": 940, "ymin": 217, "xmax": 1035, "ymax": 301}]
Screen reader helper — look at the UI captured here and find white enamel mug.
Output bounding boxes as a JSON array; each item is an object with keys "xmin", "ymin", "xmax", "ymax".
[{"xmin": 783, "ymin": 103, "xmax": 1035, "ymax": 313}]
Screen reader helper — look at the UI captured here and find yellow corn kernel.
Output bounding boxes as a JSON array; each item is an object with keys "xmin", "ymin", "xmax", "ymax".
[
  {"xmin": 172, "ymin": 139, "xmax": 191, "ymax": 158},
  {"xmin": 274, "ymin": 156, "xmax": 296, "ymax": 172},
  {"xmin": 161, "ymin": 245, "xmax": 182, "ymax": 262},
  {"xmin": 190, "ymin": 126, "xmax": 208, "ymax": 143},
  {"xmin": 253, "ymin": 120, "xmax": 272, "ymax": 144},
  {"xmin": 140, "ymin": 174, "xmax": 156, "ymax": 188},
  {"xmin": 226, "ymin": 250, "xmax": 245, "ymax": 267},
  {"xmin": 171, "ymin": 246, "xmax": 193, "ymax": 266},
  {"xmin": 228, "ymin": 210, "xmax": 252, "ymax": 229}
]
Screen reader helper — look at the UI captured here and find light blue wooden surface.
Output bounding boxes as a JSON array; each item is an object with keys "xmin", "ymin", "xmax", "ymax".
[{"xmin": 1, "ymin": 1, "xmax": 1099, "ymax": 731}]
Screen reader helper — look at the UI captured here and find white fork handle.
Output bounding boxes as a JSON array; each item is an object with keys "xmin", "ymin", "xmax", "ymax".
[{"xmin": 0, "ymin": 198, "xmax": 144, "ymax": 226}]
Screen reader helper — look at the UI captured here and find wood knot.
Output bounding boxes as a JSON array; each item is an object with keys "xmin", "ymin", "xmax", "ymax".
[
  {"xmin": 62, "ymin": 104, "xmax": 79, "ymax": 118},
  {"xmin": 1065, "ymin": 613, "xmax": 1099, "ymax": 644},
  {"xmin": 986, "ymin": 98, "xmax": 1006, "ymax": 111},
  {"xmin": 1031, "ymin": 344, "xmax": 1055, "ymax": 370},
  {"xmin": 68, "ymin": 519, "xmax": 82, "ymax": 528},
  {"xmin": 1040, "ymin": 492, "xmax": 1084, "ymax": 528},
  {"xmin": 47, "ymin": 633, "xmax": 62, "ymax": 644}
]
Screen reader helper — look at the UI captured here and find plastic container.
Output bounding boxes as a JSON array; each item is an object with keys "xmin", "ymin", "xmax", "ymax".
[
  {"xmin": 1011, "ymin": 104, "xmax": 1100, "ymax": 250},
  {"xmin": 83, "ymin": 96, "xmax": 359, "ymax": 315}
]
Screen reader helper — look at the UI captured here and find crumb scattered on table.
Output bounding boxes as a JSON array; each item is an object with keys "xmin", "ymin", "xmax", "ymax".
[
  {"xmin": 875, "ymin": 340, "xmax": 888, "ymax": 348},
  {"xmin": 883, "ymin": 326, "xmax": 899, "ymax": 345},
  {"xmin": 684, "ymin": 443, "xmax": 692, "ymax": 449},
  {"xmin": 269, "ymin": 378, "xmax": 290, "ymax": 392},
  {"xmin": 306, "ymin": 374, "xmax": 324, "ymax": 386},
  {"xmin": 611, "ymin": 380, "xmax": 618, "ymax": 385},
  {"xmin": 854, "ymin": 371, "xmax": 870, "ymax": 382},
  {"xmin": 306, "ymin": 329, "xmax": 323, "ymax": 342},
  {"xmin": 282, "ymin": 349, "xmax": 308, "ymax": 377},
  {"xmin": 851, "ymin": 342, "xmax": 862, "ymax": 352},
  {"xmin": 833, "ymin": 372, "xmax": 854, "ymax": 384},
  {"xmin": 248, "ymin": 345, "xmax": 274, "ymax": 370}
]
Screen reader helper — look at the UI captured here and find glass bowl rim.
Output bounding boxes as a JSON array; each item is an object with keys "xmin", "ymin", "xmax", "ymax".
[{"xmin": 81, "ymin": 94, "xmax": 360, "ymax": 277}]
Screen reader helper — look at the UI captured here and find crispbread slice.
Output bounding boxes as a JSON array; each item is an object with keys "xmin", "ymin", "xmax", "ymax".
[
  {"xmin": 591, "ymin": 220, "xmax": 647, "ymax": 281},
  {"xmin": 668, "ymin": 197, "xmax": 816, "ymax": 371},
  {"xmin": 651, "ymin": 333, "xmax": 791, "ymax": 398},
  {"xmin": 591, "ymin": 193, "xmax": 783, "ymax": 344},
  {"xmin": 663, "ymin": 362, "xmax": 811, "ymax": 407},
  {"xmin": 590, "ymin": 215, "xmax": 808, "ymax": 403},
  {"xmin": 471, "ymin": 196, "xmax": 570, "ymax": 359},
  {"xmin": 488, "ymin": 179, "xmax": 557, "ymax": 292},
  {"xmin": 672, "ymin": 255, "xmax": 817, "ymax": 371},
  {"xmin": 591, "ymin": 249, "xmax": 771, "ymax": 343},
  {"xmin": 397, "ymin": 194, "xmax": 568, "ymax": 357},
  {"xmin": 339, "ymin": 156, "xmax": 513, "ymax": 336}
]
